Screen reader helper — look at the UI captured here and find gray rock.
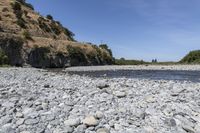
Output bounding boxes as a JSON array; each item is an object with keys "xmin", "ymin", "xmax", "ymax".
[
  {"xmin": 143, "ymin": 126, "xmax": 154, "ymax": 133},
  {"xmin": 0, "ymin": 123, "xmax": 14, "ymax": 133},
  {"xmin": 36, "ymin": 106, "xmax": 43, "ymax": 111},
  {"xmin": 75, "ymin": 124, "xmax": 87, "ymax": 133},
  {"xmin": 182, "ymin": 124, "xmax": 195, "ymax": 133},
  {"xmin": 16, "ymin": 118, "xmax": 25, "ymax": 125},
  {"xmin": 114, "ymin": 124, "xmax": 122, "ymax": 131},
  {"xmin": 114, "ymin": 91, "xmax": 126, "ymax": 98},
  {"xmin": 63, "ymin": 125, "xmax": 74, "ymax": 133},
  {"xmin": 2, "ymin": 102, "xmax": 15, "ymax": 108},
  {"xmin": 64, "ymin": 118, "xmax": 80, "ymax": 127},
  {"xmin": 95, "ymin": 111, "xmax": 104, "ymax": 119},
  {"xmin": 16, "ymin": 112, "xmax": 24, "ymax": 118},
  {"xmin": 20, "ymin": 131, "xmax": 31, "ymax": 133},
  {"xmin": 24, "ymin": 118, "xmax": 39, "ymax": 125},
  {"xmin": 83, "ymin": 116, "xmax": 98, "ymax": 126},
  {"xmin": 41, "ymin": 102, "xmax": 48, "ymax": 109},
  {"xmin": 97, "ymin": 83, "xmax": 109, "ymax": 89},
  {"xmin": 96, "ymin": 128, "xmax": 110, "ymax": 133}
]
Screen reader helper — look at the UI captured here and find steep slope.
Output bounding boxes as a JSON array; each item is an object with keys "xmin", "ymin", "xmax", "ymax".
[
  {"xmin": 0, "ymin": 0, "xmax": 114, "ymax": 67},
  {"xmin": 180, "ymin": 50, "xmax": 200, "ymax": 64}
]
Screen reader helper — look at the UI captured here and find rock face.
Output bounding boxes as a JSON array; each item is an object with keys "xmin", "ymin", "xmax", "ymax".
[
  {"xmin": 0, "ymin": 0, "xmax": 114, "ymax": 68},
  {"xmin": 28, "ymin": 47, "xmax": 70, "ymax": 68},
  {"xmin": 0, "ymin": 35, "xmax": 24, "ymax": 66}
]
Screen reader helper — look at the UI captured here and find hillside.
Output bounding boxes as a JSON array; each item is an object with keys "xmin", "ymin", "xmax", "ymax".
[
  {"xmin": 0, "ymin": 0, "xmax": 114, "ymax": 67},
  {"xmin": 180, "ymin": 50, "xmax": 200, "ymax": 64}
]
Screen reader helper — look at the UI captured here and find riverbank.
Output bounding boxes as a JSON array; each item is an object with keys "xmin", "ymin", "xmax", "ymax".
[{"xmin": 0, "ymin": 67, "xmax": 200, "ymax": 133}]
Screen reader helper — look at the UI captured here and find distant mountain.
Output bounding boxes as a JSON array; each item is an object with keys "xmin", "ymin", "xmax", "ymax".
[
  {"xmin": 180, "ymin": 50, "xmax": 200, "ymax": 64},
  {"xmin": 0, "ymin": 0, "xmax": 114, "ymax": 67}
]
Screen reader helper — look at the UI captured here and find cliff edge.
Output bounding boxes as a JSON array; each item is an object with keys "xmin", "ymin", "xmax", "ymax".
[{"xmin": 0, "ymin": 0, "xmax": 114, "ymax": 67}]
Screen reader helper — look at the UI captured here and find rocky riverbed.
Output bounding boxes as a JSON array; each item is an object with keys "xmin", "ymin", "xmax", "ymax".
[{"xmin": 1, "ymin": 67, "xmax": 200, "ymax": 133}]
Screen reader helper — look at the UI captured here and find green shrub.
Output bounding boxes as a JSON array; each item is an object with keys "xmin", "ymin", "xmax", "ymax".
[
  {"xmin": 66, "ymin": 45, "xmax": 87, "ymax": 65},
  {"xmin": 11, "ymin": 2, "xmax": 21, "ymax": 11},
  {"xmin": 46, "ymin": 14, "xmax": 53, "ymax": 20},
  {"xmin": 99, "ymin": 44, "xmax": 113, "ymax": 57},
  {"xmin": 11, "ymin": 2, "xmax": 26, "ymax": 28},
  {"xmin": 50, "ymin": 22, "xmax": 61, "ymax": 35},
  {"xmin": 38, "ymin": 17, "xmax": 51, "ymax": 32},
  {"xmin": 115, "ymin": 58, "xmax": 146, "ymax": 65},
  {"xmin": 180, "ymin": 50, "xmax": 200, "ymax": 64},
  {"xmin": 22, "ymin": 30, "xmax": 32, "ymax": 40},
  {"xmin": 0, "ymin": 49, "xmax": 8, "ymax": 65},
  {"xmin": 63, "ymin": 27, "xmax": 75, "ymax": 41},
  {"xmin": 17, "ymin": 19, "xmax": 26, "ymax": 28},
  {"xmin": 16, "ymin": 0, "xmax": 34, "ymax": 10},
  {"xmin": 24, "ymin": 3, "xmax": 34, "ymax": 10}
]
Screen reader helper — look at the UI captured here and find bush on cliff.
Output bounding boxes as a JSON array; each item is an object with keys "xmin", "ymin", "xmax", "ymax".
[
  {"xmin": 0, "ymin": 49, "xmax": 8, "ymax": 65},
  {"xmin": 16, "ymin": 0, "xmax": 34, "ymax": 10},
  {"xmin": 99, "ymin": 44, "xmax": 113, "ymax": 58},
  {"xmin": 66, "ymin": 45, "xmax": 88, "ymax": 66},
  {"xmin": 22, "ymin": 30, "xmax": 32, "ymax": 40},
  {"xmin": 38, "ymin": 17, "xmax": 51, "ymax": 32},
  {"xmin": 46, "ymin": 14, "xmax": 53, "ymax": 20},
  {"xmin": 11, "ymin": 1, "xmax": 26, "ymax": 28}
]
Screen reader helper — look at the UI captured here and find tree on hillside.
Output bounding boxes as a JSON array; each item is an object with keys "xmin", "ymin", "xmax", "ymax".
[
  {"xmin": 99, "ymin": 44, "xmax": 113, "ymax": 57},
  {"xmin": 46, "ymin": 14, "xmax": 53, "ymax": 20}
]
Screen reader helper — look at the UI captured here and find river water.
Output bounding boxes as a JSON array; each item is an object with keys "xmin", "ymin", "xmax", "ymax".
[{"xmin": 67, "ymin": 70, "xmax": 200, "ymax": 82}]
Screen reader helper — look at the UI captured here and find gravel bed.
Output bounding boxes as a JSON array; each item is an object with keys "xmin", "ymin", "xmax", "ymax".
[{"xmin": 0, "ymin": 67, "xmax": 200, "ymax": 133}]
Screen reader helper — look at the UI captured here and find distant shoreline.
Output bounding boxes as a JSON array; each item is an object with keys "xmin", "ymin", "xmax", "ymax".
[{"xmin": 64, "ymin": 65, "xmax": 200, "ymax": 71}]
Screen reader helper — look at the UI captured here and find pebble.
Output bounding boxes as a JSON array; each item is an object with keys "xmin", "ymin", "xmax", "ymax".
[
  {"xmin": 64, "ymin": 118, "xmax": 80, "ymax": 127},
  {"xmin": 96, "ymin": 128, "xmax": 110, "ymax": 133},
  {"xmin": 97, "ymin": 83, "xmax": 109, "ymax": 89},
  {"xmin": 16, "ymin": 112, "xmax": 24, "ymax": 118},
  {"xmin": 114, "ymin": 91, "xmax": 126, "ymax": 98},
  {"xmin": 83, "ymin": 116, "xmax": 98, "ymax": 126},
  {"xmin": 24, "ymin": 118, "xmax": 39, "ymax": 125},
  {"xmin": 95, "ymin": 111, "xmax": 104, "ymax": 119},
  {"xmin": 16, "ymin": 118, "xmax": 25, "ymax": 125},
  {"xmin": 143, "ymin": 126, "xmax": 155, "ymax": 133}
]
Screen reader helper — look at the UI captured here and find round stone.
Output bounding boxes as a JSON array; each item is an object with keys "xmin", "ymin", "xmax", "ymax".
[
  {"xmin": 97, "ymin": 128, "xmax": 110, "ymax": 133},
  {"xmin": 83, "ymin": 116, "xmax": 98, "ymax": 126},
  {"xmin": 64, "ymin": 118, "xmax": 80, "ymax": 127}
]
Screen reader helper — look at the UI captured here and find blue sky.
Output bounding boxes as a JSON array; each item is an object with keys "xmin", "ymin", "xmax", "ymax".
[{"xmin": 27, "ymin": 0, "xmax": 200, "ymax": 61}]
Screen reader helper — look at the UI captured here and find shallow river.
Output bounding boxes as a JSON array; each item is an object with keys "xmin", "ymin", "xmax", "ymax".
[{"xmin": 67, "ymin": 70, "xmax": 200, "ymax": 82}]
